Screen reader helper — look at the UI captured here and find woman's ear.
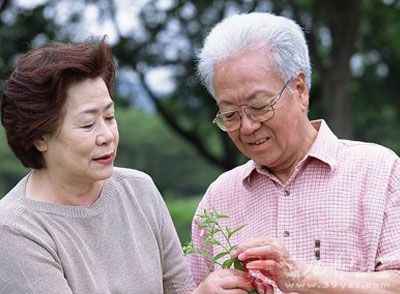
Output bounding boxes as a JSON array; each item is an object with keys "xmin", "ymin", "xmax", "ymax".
[{"xmin": 33, "ymin": 136, "xmax": 48, "ymax": 152}]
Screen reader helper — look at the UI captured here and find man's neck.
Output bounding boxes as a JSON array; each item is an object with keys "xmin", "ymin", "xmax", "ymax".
[{"xmin": 271, "ymin": 122, "xmax": 318, "ymax": 185}]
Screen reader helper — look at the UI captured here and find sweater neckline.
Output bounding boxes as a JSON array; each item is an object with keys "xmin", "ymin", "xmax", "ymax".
[{"xmin": 16, "ymin": 173, "xmax": 116, "ymax": 219}]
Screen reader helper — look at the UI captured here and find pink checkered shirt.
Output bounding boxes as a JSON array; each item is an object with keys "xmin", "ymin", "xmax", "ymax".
[{"xmin": 188, "ymin": 120, "xmax": 400, "ymax": 293}]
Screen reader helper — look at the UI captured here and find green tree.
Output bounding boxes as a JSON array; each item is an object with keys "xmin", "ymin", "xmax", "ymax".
[
  {"xmin": 108, "ymin": 0, "xmax": 400, "ymax": 168},
  {"xmin": 1, "ymin": 0, "xmax": 399, "ymax": 178},
  {"xmin": 0, "ymin": 0, "xmax": 59, "ymax": 86},
  {"xmin": 115, "ymin": 107, "xmax": 220, "ymax": 196}
]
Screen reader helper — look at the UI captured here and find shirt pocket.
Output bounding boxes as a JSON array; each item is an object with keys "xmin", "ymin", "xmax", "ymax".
[{"xmin": 313, "ymin": 230, "xmax": 367, "ymax": 272}]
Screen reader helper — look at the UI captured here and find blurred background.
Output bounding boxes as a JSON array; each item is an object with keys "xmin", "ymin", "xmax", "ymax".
[{"xmin": 0, "ymin": 0, "xmax": 399, "ymax": 244}]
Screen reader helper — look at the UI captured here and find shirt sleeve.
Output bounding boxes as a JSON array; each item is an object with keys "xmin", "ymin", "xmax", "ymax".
[
  {"xmin": 154, "ymin": 190, "xmax": 195, "ymax": 294},
  {"xmin": 187, "ymin": 187, "xmax": 214, "ymax": 286},
  {"xmin": 376, "ymin": 158, "xmax": 400, "ymax": 271},
  {"xmin": 0, "ymin": 226, "xmax": 73, "ymax": 294}
]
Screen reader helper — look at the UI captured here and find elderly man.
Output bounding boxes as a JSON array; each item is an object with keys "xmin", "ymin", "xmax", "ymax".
[{"xmin": 188, "ymin": 12, "xmax": 400, "ymax": 294}]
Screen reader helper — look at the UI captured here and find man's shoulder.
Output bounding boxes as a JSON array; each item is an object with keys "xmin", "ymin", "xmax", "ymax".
[
  {"xmin": 338, "ymin": 139, "xmax": 398, "ymax": 162},
  {"xmin": 218, "ymin": 160, "xmax": 253, "ymax": 178},
  {"xmin": 209, "ymin": 160, "xmax": 253, "ymax": 189}
]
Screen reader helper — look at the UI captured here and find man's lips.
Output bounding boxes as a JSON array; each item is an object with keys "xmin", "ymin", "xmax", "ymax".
[{"xmin": 247, "ymin": 137, "xmax": 270, "ymax": 145}]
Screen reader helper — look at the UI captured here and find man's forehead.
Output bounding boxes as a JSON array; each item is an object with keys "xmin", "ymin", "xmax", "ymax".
[{"xmin": 217, "ymin": 89, "xmax": 277, "ymax": 108}]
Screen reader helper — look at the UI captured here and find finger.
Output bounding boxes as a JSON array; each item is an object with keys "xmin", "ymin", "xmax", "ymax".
[
  {"xmin": 218, "ymin": 290, "xmax": 250, "ymax": 294},
  {"xmin": 238, "ymin": 246, "xmax": 281, "ymax": 262},
  {"xmin": 216, "ymin": 268, "xmax": 254, "ymax": 279},
  {"xmin": 231, "ymin": 237, "xmax": 275, "ymax": 257},
  {"xmin": 246, "ymin": 259, "xmax": 277, "ymax": 270},
  {"xmin": 218, "ymin": 275, "xmax": 254, "ymax": 292},
  {"xmin": 249, "ymin": 270, "xmax": 275, "ymax": 294},
  {"xmin": 248, "ymin": 269, "xmax": 272, "ymax": 285},
  {"xmin": 255, "ymin": 282, "xmax": 266, "ymax": 294},
  {"xmin": 246, "ymin": 260, "xmax": 280, "ymax": 279},
  {"xmin": 212, "ymin": 268, "xmax": 243, "ymax": 278},
  {"xmin": 265, "ymin": 284, "xmax": 274, "ymax": 294},
  {"xmin": 212, "ymin": 269, "xmax": 255, "ymax": 292}
]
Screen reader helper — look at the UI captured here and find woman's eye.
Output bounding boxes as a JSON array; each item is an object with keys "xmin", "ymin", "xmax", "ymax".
[
  {"xmin": 82, "ymin": 122, "xmax": 95, "ymax": 129},
  {"xmin": 105, "ymin": 115, "xmax": 115, "ymax": 121}
]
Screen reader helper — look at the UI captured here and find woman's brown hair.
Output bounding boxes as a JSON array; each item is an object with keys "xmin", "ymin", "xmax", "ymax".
[{"xmin": 1, "ymin": 37, "xmax": 115, "ymax": 169}]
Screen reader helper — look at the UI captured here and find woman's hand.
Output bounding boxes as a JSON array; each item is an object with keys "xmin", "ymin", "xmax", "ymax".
[{"xmin": 194, "ymin": 268, "xmax": 256, "ymax": 293}]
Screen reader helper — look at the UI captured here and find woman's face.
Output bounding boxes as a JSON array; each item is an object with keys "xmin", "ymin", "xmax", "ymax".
[{"xmin": 37, "ymin": 77, "xmax": 119, "ymax": 186}]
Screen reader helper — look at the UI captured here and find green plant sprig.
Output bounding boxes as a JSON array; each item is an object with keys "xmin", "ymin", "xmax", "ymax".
[{"xmin": 184, "ymin": 209, "xmax": 258, "ymax": 293}]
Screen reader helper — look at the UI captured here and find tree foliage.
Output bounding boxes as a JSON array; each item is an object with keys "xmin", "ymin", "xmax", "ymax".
[
  {"xmin": 1, "ymin": 0, "xmax": 399, "ymax": 178},
  {"xmin": 110, "ymin": 0, "xmax": 400, "ymax": 168}
]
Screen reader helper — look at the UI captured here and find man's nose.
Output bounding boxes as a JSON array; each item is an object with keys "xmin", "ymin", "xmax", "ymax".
[{"xmin": 239, "ymin": 112, "xmax": 260, "ymax": 134}]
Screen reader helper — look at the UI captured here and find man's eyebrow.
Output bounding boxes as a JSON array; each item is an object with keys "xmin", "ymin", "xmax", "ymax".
[
  {"xmin": 217, "ymin": 90, "xmax": 275, "ymax": 107},
  {"xmin": 245, "ymin": 90, "xmax": 275, "ymax": 101},
  {"xmin": 77, "ymin": 102, "xmax": 115, "ymax": 116}
]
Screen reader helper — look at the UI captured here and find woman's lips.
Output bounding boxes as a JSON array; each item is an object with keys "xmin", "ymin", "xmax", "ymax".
[{"xmin": 94, "ymin": 154, "xmax": 114, "ymax": 165}]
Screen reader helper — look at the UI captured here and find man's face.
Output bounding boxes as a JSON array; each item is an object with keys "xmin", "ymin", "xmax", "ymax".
[
  {"xmin": 38, "ymin": 77, "xmax": 119, "ymax": 185},
  {"xmin": 213, "ymin": 52, "xmax": 310, "ymax": 171}
]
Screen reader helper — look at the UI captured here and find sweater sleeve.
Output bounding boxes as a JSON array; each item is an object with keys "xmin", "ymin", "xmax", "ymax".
[
  {"xmin": 187, "ymin": 186, "xmax": 214, "ymax": 286},
  {"xmin": 0, "ymin": 226, "xmax": 73, "ymax": 294},
  {"xmin": 154, "ymin": 190, "xmax": 195, "ymax": 294}
]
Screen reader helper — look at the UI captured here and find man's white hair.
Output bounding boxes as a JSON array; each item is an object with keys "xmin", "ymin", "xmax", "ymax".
[{"xmin": 197, "ymin": 12, "xmax": 311, "ymax": 98}]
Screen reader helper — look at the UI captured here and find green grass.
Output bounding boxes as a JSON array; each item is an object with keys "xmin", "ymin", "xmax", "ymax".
[{"xmin": 165, "ymin": 196, "xmax": 201, "ymax": 244}]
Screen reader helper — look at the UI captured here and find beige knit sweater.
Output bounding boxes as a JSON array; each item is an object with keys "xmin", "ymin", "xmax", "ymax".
[{"xmin": 0, "ymin": 167, "xmax": 194, "ymax": 294}]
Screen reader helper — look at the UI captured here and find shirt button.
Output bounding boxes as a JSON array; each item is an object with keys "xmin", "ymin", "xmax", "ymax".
[
  {"xmin": 284, "ymin": 190, "xmax": 290, "ymax": 196},
  {"xmin": 284, "ymin": 231, "xmax": 290, "ymax": 237}
]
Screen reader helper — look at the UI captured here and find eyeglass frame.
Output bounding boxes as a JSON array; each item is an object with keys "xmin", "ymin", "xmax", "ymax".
[{"xmin": 212, "ymin": 78, "xmax": 292, "ymax": 132}]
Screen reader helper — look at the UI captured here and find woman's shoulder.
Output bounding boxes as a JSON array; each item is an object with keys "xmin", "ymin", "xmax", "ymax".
[
  {"xmin": 0, "ymin": 177, "xmax": 28, "ymax": 229},
  {"xmin": 112, "ymin": 167, "xmax": 153, "ymax": 183},
  {"xmin": 110, "ymin": 167, "xmax": 161, "ymax": 204}
]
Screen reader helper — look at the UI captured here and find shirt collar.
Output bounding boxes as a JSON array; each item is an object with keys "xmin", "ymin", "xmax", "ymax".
[
  {"xmin": 307, "ymin": 119, "xmax": 339, "ymax": 170},
  {"xmin": 241, "ymin": 119, "xmax": 339, "ymax": 184}
]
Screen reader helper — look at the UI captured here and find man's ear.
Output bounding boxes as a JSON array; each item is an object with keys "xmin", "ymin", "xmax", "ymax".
[
  {"xmin": 293, "ymin": 72, "xmax": 309, "ymax": 112},
  {"xmin": 33, "ymin": 136, "xmax": 49, "ymax": 152}
]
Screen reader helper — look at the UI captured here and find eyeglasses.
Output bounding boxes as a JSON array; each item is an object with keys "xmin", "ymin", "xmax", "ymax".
[{"xmin": 213, "ymin": 78, "xmax": 292, "ymax": 132}]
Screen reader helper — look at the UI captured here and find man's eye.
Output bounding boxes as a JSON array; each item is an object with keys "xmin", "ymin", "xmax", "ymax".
[
  {"xmin": 222, "ymin": 112, "xmax": 237, "ymax": 120},
  {"xmin": 250, "ymin": 104, "xmax": 270, "ymax": 111},
  {"xmin": 105, "ymin": 115, "xmax": 115, "ymax": 121}
]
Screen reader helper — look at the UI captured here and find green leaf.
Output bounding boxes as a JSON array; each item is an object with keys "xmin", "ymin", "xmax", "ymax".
[
  {"xmin": 233, "ymin": 258, "xmax": 244, "ymax": 271},
  {"xmin": 213, "ymin": 251, "xmax": 230, "ymax": 261},
  {"xmin": 222, "ymin": 258, "xmax": 234, "ymax": 269},
  {"xmin": 227, "ymin": 224, "xmax": 246, "ymax": 238},
  {"xmin": 182, "ymin": 241, "xmax": 194, "ymax": 255},
  {"xmin": 216, "ymin": 212, "xmax": 228, "ymax": 219},
  {"xmin": 229, "ymin": 244, "xmax": 238, "ymax": 251}
]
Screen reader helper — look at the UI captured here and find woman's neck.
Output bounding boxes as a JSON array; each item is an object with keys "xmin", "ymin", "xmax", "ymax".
[{"xmin": 26, "ymin": 169, "xmax": 104, "ymax": 207}]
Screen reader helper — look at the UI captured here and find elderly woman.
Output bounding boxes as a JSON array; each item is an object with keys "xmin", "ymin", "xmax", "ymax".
[{"xmin": 0, "ymin": 39, "xmax": 195, "ymax": 294}]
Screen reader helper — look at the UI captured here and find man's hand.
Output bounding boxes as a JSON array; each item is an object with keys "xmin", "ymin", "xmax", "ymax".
[
  {"xmin": 193, "ymin": 269, "xmax": 256, "ymax": 294},
  {"xmin": 231, "ymin": 237, "xmax": 304, "ymax": 293}
]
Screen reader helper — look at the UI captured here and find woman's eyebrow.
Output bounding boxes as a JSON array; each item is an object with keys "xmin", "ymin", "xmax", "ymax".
[{"xmin": 75, "ymin": 102, "xmax": 114, "ymax": 117}]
